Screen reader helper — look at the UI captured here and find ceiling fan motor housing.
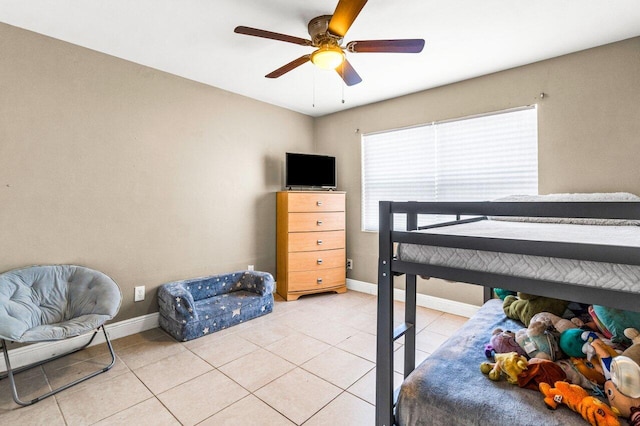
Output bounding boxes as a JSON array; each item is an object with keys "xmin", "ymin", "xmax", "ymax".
[{"xmin": 308, "ymin": 15, "xmax": 343, "ymax": 47}]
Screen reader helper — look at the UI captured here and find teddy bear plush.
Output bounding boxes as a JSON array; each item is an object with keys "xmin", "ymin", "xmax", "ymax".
[
  {"xmin": 480, "ymin": 351, "xmax": 528, "ymax": 384},
  {"xmin": 484, "ymin": 328, "xmax": 527, "ymax": 358},
  {"xmin": 530, "ymin": 311, "xmax": 584, "ymax": 333},
  {"xmin": 503, "ymin": 292, "xmax": 569, "ymax": 327},
  {"xmin": 603, "ymin": 328, "xmax": 640, "ymax": 419},
  {"xmin": 540, "ymin": 381, "xmax": 620, "ymax": 426},
  {"xmin": 515, "ymin": 319, "xmax": 561, "ymax": 360}
]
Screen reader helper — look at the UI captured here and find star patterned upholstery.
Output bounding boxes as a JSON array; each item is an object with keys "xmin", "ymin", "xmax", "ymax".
[{"xmin": 157, "ymin": 270, "xmax": 274, "ymax": 341}]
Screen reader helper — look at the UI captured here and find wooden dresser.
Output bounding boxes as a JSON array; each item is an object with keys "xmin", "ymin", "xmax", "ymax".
[{"xmin": 276, "ymin": 191, "xmax": 347, "ymax": 301}]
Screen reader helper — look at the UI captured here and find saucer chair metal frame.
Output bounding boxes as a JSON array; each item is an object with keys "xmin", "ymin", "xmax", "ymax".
[{"xmin": 0, "ymin": 265, "xmax": 122, "ymax": 406}]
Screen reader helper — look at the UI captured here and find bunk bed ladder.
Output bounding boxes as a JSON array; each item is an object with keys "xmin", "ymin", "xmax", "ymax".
[{"xmin": 376, "ymin": 201, "xmax": 417, "ymax": 426}]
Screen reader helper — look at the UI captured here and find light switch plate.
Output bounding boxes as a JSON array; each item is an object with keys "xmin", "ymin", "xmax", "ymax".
[{"xmin": 134, "ymin": 285, "xmax": 145, "ymax": 302}]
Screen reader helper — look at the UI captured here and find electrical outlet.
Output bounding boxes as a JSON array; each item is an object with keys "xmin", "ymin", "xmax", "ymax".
[
  {"xmin": 248, "ymin": 264, "xmax": 254, "ymax": 271},
  {"xmin": 346, "ymin": 259, "xmax": 353, "ymax": 270},
  {"xmin": 134, "ymin": 286, "xmax": 145, "ymax": 302}
]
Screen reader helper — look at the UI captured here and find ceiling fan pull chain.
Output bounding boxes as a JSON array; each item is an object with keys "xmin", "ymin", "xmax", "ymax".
[
  {"xmin": 341, "ymin": 63, "xmax": 345, "ymax": 104},
  {"xmin": 312, "ymin": 67, "xmax": 316, "ymax": 108}
]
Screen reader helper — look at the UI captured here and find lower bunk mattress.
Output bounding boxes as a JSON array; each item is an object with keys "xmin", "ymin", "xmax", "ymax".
[
  {"xmin": 395, "ymin": 299, "xmax": 629, "ymax": 426},
  {"xmin": 397, "ymin": 220, "xmax": 640, "ymax": 292}
]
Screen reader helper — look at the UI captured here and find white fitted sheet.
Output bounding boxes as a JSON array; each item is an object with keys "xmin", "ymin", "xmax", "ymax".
[{"xmin": 397, "ymin": 220, "xmax": 640, "ymax": 292}]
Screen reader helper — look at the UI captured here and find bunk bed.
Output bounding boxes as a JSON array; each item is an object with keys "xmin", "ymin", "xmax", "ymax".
[{"xmin": 375, "ymin": 197, "xmax": 640, "ymax": 426}]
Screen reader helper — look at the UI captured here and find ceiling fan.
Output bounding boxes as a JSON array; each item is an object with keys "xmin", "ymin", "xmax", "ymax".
[{"xmin": 234, "ymin": 0, "xmax": 425, "ymax": 86}]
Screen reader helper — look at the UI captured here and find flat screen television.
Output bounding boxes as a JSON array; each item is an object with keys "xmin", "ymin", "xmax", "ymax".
[{"xmin": 285, "ymin": 152, "xmax": 336, "ymax": 189}]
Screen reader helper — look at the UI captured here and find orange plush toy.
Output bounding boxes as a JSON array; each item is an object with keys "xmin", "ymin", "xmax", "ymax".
[{"xmin": 539, "ymin": 381, "xmax": 620, "ymax": 426}]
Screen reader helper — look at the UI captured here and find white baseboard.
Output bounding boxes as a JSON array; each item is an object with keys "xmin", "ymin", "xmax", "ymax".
[
  {"xmin": 1, "ymin": 313, "xmax": 159, "ymax": 372},
  {"xmin": 347, "ymin": 278, "xmax": 480, "ymax": 318}
]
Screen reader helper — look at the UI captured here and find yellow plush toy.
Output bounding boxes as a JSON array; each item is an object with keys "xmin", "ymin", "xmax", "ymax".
[
  {"xmin": 480, "ymin": 351, "xmax": 528, "ymax": 384},
  {"xmin": 540, "ymin": 381, "xmax": 620, "ymax": 426}
]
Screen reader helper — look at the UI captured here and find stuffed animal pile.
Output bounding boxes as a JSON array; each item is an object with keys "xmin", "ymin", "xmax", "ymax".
[{"xmin": 479, "ymin": 292, "xmax": 640, "ymax": 425}]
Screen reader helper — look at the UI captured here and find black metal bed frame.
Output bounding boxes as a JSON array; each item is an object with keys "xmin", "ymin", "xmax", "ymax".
[{"xmin": 375, "ymin": 201, "xmax": 640, "ymax": 426}]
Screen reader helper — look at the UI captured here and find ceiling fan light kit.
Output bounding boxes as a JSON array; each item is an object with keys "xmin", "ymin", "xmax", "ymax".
[
  {"xmin": 234, "ymin": 0, "xmax": 424, "ymax": 87},
  {"xmin": 311, "ymin": 46, "xmax": 345, "ymax": 70}
]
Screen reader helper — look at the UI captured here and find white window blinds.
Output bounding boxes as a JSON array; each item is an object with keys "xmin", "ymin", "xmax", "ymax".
[{"xmin": 361, "ymin": 106, "xmax": 538, "ymax": 231}]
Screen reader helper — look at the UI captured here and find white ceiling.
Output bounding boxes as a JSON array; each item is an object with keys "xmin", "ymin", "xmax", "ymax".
[{"xmin": 2, "ymin": 0, "xmax": 640, "ymax": 117}]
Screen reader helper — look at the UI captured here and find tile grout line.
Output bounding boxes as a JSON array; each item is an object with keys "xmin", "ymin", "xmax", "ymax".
[{"xmin": 5, "ymin": 292, "xmax": 458, "ymax": 425}]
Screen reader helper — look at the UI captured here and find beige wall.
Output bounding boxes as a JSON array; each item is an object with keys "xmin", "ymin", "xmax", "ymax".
[
  {"xmin": 2, "ymin": 22, "xmax": 639, "ymax": 317},
  {"xmin": 315, "ymin": 37, "xmax": 640, "ymax": 306},
  {"xmin": 0, "ymin": 23, "xmax": 314, "ymax": 321}
]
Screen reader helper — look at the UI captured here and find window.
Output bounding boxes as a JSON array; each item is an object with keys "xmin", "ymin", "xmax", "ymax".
[{"xmin": 361, "ymin": 106, "xmax": 538, "ymax": 231}]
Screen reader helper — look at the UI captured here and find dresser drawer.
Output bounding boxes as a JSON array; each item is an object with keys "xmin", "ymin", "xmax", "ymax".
[
  {"xmin": 288, "ymin": 212, "xmax": 344, "ymax": 232},
  {"xmin": 288, "ymin": 249, "xmax": 345, "ymax": 272},
  {"xmin": 288, "ymin": 231, "xmax": 345, "ymax": 252},
  {"xmin": 287, "ymin": 192, "xmax": 345, "ymax": 212},
  {"xmin": 288, "ymin": 267, "xmax": 346, "ymax": 292}
]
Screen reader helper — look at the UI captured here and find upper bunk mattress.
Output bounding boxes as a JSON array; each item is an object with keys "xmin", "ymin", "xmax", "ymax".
[{"xmin": 397, "ymin": 220, "xmax": 640, "ymax": 293}]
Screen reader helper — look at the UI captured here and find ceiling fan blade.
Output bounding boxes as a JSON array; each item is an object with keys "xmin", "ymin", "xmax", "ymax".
[
  {"xmin": 234, "ymin": 26, "xmax": 312, "ymax": 46},
  {"xmin": 266, "ymin": 55, "xmax": 311, "ymax": 78},
  {"xmin": 328, "ymin": 0, "xmax": 368, "ymax": 38},
  {"xmin": 336, "ymin": 59, "xmax": 362, "ymax": 86},
  {"xmin": 346, "ymin": 39, "xmax": 425, "ymax": 53}
]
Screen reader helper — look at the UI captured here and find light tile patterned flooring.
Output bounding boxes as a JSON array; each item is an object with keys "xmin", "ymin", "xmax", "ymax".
[{"xmin": 0, "ymin": 290, "xmax": 468, "ymax": 425}]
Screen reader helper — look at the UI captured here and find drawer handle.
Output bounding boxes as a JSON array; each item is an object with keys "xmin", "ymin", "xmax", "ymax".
[
  {"xmin": 317, "ymin": 259, "xmax": 323, "ymax": 265},
  {"xmin": 317, "ymin": 220, "xmax": 323, "ymax": 226},
  {"xmin": 317, "ymin": 278, "xmax": 323, "ymax": 284},
  {"xmin": 317, "ymin": 201, "xmax": 323, "ymax": 206},
  {"xmin": 317, "ymin": 240, "xmax": 323, "ymax": 245}
]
